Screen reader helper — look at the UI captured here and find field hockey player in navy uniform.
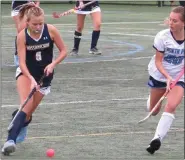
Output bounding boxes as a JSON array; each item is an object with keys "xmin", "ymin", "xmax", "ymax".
[{"xmin": 2, "ymin": 3, "xmax": 67, "ymax": 155}]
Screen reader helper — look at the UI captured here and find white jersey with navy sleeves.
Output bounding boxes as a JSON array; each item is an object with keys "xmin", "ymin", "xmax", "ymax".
[{"xmin": 148, "ymin": 29, "xmax": 184, "ymax": 82}]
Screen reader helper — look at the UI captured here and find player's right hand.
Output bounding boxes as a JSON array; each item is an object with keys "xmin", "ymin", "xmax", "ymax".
[{"xmin": 166, "ymin": 76, "xmax": 173, "ymax": 91}]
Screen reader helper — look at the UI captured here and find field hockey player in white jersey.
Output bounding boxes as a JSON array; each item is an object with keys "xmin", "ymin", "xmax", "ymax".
[{"xmin": 146, "ymin": 6, "xmax": 184, "ymax": 154}]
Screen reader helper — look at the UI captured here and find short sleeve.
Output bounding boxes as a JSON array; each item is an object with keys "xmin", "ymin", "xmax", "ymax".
[{"xmin": 153, "ymin": 32, "xmax": 165, "ymax": 53}]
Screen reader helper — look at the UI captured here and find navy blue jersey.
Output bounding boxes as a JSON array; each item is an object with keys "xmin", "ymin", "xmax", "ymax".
[
  {"xmin": 179, "ymin": 1, "xmax": 185, "ymax": 6},
  {"xmin": 76, "ymin": 1, "xmax": 99, "ymax": 11},
  {"xmin": 25, "ymin": 24, "xmax": 54, "ymax": 86},
  {"xmin": 11, "ymin": 0, "xmax": 31, "ymax": 10}
]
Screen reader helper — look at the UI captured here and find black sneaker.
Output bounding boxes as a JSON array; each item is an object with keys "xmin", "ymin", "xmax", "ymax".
[
  {"xmin": 70, "ymin": 48, "xmax": 78, "ymax": 56},
  {"xmin": 89, "ymin": 47, "xmax": 102, "ymax": 55},
  {"xmin": 146, "ymin": 138, "xmax": 161, "ymax": 154}
]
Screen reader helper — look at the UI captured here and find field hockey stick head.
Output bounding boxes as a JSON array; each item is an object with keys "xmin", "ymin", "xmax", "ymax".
[
  {"xmin": 138, "ymin": 119, "xmax": 147, "ymax": 124},
  {"xmin": 52, "ymin": 7, "xmax": 76, "ymax": 18},
  {"xmin": 138, "ymin": 93, "xmax": 167, "ymax": 124},
  {"xmin": 61, "ymin": 9, "xmax": 75, "ymax": 16},
  {"xmin": 138, "ymin": 114, "xmax": 151, "ymax": 124},
  {"xmin": 52, "ymin": 12, "xmax": 61, "ymax": 18}
]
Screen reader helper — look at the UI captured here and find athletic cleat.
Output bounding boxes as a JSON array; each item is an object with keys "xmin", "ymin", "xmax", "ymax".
[
  {"xmin": 70, "ymin": 48, "xmax": 78, "ymax": 56},
  {"xmin": 1, "ymin": 140, "xmax": 16, "ymax": 156},
  {"xmin": 89, "ymin": 47, "xmax": 102, "ymax": 55},
  {"xmin": 16, "ymin": 126, "xmax": 28, "ymax": 143},
  {"xmin": 14, "ymin": 55, "xmax": 19, "ymax": 67},
  {"xmin": 146, "ymin": 138, "xmax": 161, "ymax": 154}
]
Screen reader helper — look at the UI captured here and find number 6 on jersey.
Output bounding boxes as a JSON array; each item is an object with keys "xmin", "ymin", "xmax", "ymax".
[{"xmin": 36, "ymin": 51, "xmax": 42, "ymax": 61}]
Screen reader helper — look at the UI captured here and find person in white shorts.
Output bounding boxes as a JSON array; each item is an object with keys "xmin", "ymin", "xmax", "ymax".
[
  {"xmin": 146, "ymin": 6, "xmax": 184, "ymax": 154},
  {"xmin": 11, "ymin": 0, "xmax": 40, "ymax": 67},
  {"xmin": 70, "ymin": 0, "xmax": 102, "ymax": 55}
]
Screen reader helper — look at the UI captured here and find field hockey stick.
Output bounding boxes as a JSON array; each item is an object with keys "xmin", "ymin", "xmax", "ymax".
[
  {"xmin": 7, "ymin": 73, "xmax": 47, "ymax": 131},
  {"xmin": 138, "ymin": 67, "xmax": 184, "ymax": 124},
  {"xmin": 52, "ymin": 0, "xmax": 96, "ymax": 18}
]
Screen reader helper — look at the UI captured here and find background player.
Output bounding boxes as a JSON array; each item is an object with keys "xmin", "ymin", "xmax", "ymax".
[
  {"xmin": 11, "ymin": 0, "xmax": 40, "ymax": 66},
  {"xmin": 70, "ymin": 0, "xmax": 102, "ymax": 55}
]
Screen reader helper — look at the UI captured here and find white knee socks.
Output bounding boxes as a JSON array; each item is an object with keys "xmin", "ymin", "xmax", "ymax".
[{"xmin": 153, "ymin": 112, "xmax": 175, "ymax": 141}]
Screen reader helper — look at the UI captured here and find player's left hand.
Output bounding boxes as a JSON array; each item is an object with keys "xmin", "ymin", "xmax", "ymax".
[
  {"xmin": 166, "ymin": 76, "xmax": 173, "ymax": 91},
  {"xmin": 78, "ymin": 1, "xmax": 84, "ymax": 10},
  {"xmin": 44, "ymin": 63, "xmax": 55, "ymax": 76}
]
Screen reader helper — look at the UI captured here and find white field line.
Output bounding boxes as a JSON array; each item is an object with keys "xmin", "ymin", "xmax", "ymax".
[
  {"xmin": 1, "ymin": 21, "xmax": 162, "ymax": 28},
  {"xmin": 2, "ymin": 78, "xmax": 133, "ymax": 83},
  {"xmin": 1, "ymin": 97, "xmax": 148, "ymax": 108},
  {"xmin": 25, "ymin": 128, "xmax": 185, "ymax": 140}
]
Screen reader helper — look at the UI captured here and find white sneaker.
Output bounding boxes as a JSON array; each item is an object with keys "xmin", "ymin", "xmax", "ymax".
[
  {"xmin": 1, "ymin": 140, "xmax": 16, "ymax": 156},
  {"xmin": 70, "ymin": 48, "xmax": 79, "ymax": 56},
  {"xmin": 89, "ymin": 47, "xmax": 102, "ymax": 55}
]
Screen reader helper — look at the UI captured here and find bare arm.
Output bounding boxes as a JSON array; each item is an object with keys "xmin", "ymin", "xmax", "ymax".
[
  {"xmin": 155, "ymin": 51, "xmax": 171, "ymax": 79},
  {"xmin": 49, "ymin": 24, "xmax": 67, "ymax": 67},
  {"xmin": 17, "ymin": 31, "xmax": 32, "ymax": 80}
]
